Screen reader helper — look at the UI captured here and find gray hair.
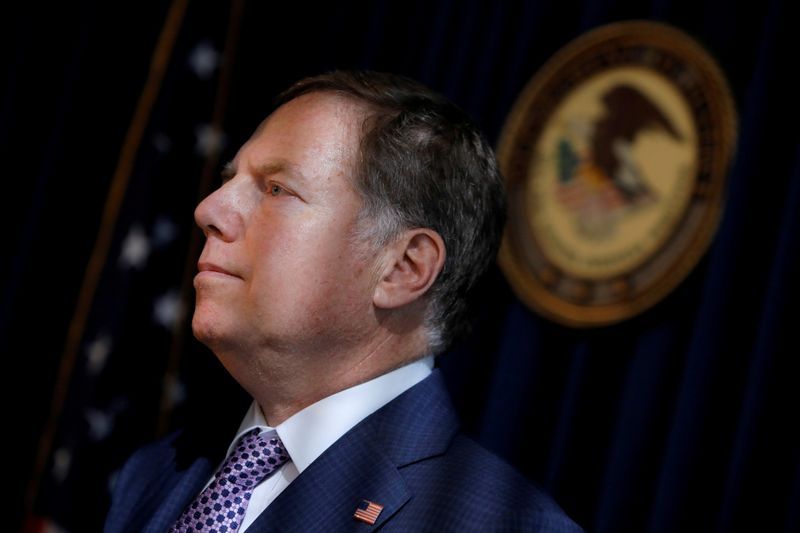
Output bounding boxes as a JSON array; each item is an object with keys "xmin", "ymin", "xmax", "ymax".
[{"xmin": 276, "ymin": 70, "xmax": 506, "ymax": 354}]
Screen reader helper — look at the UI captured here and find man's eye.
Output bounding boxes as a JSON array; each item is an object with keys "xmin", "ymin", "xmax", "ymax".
[{"xmin": 269, "ymin": 184, "xmax": 284, "ymax": 196}]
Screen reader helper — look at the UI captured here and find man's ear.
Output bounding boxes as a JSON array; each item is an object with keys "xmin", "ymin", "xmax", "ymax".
[{"xmin": 373, "ymin": 228, "xmax": 446, "ymax": 310}]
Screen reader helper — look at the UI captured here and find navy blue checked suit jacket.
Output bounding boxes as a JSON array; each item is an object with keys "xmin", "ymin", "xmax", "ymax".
[{"xmin": 105, "ymin": 370, "xmax": 584, "ymax": 532}]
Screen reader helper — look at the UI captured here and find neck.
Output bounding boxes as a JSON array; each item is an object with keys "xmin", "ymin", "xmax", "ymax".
[{"xmin": 216, "ymin": 326, "xmax": 428, "ymax": 427}]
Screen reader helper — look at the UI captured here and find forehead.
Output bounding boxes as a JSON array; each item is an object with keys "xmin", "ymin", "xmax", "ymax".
[{"xmin": 235, "ymin": 93, "xmax": 366, "ymax": 181}]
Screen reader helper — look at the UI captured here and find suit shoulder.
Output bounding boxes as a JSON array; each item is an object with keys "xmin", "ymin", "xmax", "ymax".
[
  {"xmin": 397, "ymin": 435, "xmax": 584, "ymax": 532},
  {"xmin": 113, "ymin": 432, "xmax": 179, "ymax": 488},
  {"xmin": 105, "ymin": 432, "xmax": 182, "ymax": 532}
]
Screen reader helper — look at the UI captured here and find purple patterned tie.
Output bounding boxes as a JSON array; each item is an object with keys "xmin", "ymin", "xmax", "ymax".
[{"xmin": 170, "ymin": 428, "xmax": 290, "ymax": 533}]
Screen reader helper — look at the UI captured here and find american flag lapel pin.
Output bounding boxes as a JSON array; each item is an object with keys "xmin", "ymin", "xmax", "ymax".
[{"xmin": 353, "ymin": 499, "xmax": 384, "ymax": 525}]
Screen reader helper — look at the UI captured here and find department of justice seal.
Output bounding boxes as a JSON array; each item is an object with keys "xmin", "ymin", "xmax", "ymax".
[{"xmin": 497, "ymin": 21, "xmax": 737, "ymax": 327}]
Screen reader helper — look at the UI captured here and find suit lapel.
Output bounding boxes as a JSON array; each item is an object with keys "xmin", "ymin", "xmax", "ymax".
[
  {"xmin": 136, "ymin": 395, "xmax": 246, "ymax": 532},
  {"xmin": 249, "ymin": 429, "xmax": 410, "ymax": 531},
  {"xmin": 141, "ymin": 455, "xmax": 216, "ymax": 533},
  {"xmin": 247, "ymin": 370, "xmax": 459, "ymax": 532}
]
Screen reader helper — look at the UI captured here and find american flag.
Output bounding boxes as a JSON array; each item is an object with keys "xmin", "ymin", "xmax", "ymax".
[
  {"xmin": 25, "ymin": 2, "xmax": 244, "ymax": 531},
  {"xmin": 353, "ymin": 500, "xmax": 384, "ymax": 525}
]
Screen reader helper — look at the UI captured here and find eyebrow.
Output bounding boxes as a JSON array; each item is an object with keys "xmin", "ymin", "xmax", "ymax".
[{"xmin": 221, "ymin": 159, "xmax": 306, "ymax": 184}]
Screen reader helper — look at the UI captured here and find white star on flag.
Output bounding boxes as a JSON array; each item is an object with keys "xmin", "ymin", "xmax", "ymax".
[
  {"xmin": 52, "ymin": 447, "xmax": 72, "ymax": 484},
  {"xmin": 107, "ymin": 469, "xmax": 120, "ymax": 496},
  {"xmin": 153, "ymin": 132, "xmax": 173, "ymax": 154},
  {"xmin": 188, "ymin": 40, "xmax": 220, "ymax": 80},
  {"xmin": 85, "ymin": 408, "xmax": 114, "ymax": 442},
  {"xmin": 195, "ymin": 124, "xmax": 226, "ymax": 157},
  {"xmin": 152, "ymin": 216, "xmax": 178, "ymax": 248},
  {"xmin": 85, "ymin": 333, "xmax": 112, "ymax": 375},
  {"xmin": 119, "ymin": 225, "xmax": 151, "ymax": 269},
  {"xmin": 163, "ymin": 373, "xmax": 188, "ymax": 408},
  {"xmin": 154, "ymin": 290, "xmax": 186, "ymax": 329}
]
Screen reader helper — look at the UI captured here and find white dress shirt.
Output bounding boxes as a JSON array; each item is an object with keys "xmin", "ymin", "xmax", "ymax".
[{"xmin": 213, "ymin": 357, "xmax": 433, "ymax": 531}]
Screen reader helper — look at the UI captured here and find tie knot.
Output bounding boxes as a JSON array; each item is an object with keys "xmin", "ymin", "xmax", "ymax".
[{"xmin": 217, "ymin": 428, "xmax": 290, "ymax": 488}]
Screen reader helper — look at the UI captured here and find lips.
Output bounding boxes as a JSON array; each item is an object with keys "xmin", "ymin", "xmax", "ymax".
[{"xmin": 197, "ymin": 261, "xmax": 240, "ymax": 278}]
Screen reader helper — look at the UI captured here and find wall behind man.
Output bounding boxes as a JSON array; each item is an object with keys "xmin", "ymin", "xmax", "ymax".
[{"xmin": 5, "ymin": 0, "xmax": 797, "ymax": 531}]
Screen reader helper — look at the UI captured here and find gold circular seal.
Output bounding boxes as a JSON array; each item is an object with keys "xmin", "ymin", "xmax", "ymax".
[{"xmin": 497, "ymin": 21, "xmax": 737, "ymax": 327}]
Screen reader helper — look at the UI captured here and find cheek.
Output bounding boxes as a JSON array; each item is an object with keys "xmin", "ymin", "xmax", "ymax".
[
  {"xmin": 246, "ymin": 207, "xmax": 368, "ymax": 302},
  {"xmin": 259, "ymin": 211, "xmax": 340, "ymax": 266},
  {"xmin": 244, "ymin": 226, "xmax": 319, "ymax": 304}
]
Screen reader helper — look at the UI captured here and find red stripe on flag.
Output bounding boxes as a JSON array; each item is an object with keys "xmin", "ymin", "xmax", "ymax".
[{"xmin": 354, "ymin": 500, "xmax": 384, "ymax": 525}]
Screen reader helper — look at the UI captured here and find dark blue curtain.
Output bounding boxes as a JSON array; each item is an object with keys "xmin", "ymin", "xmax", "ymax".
[{"xmin": 5, "ymin": 0, "xmax": 798, "ymax": 531}]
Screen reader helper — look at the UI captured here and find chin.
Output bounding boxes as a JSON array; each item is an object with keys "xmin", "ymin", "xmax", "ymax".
[{"xmin": 191, "ymin": 311, "xmax": 227, "ymax": 349}]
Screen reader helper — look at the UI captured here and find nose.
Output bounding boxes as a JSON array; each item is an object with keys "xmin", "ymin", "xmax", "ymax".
[{"xmin": 194, "ymin": 180, "xmax": 244, "ymax": 242}]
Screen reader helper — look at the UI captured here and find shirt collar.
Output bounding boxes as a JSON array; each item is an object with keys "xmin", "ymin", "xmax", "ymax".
[{"xmin": 228, "ymin": 356, "xmax": 434, "ymax": 473}]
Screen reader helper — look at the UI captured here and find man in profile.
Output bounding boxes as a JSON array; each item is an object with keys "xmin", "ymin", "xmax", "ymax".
[{"xmin": 105, "ymin": 70, "xmax": 583, "ymax": 532}]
